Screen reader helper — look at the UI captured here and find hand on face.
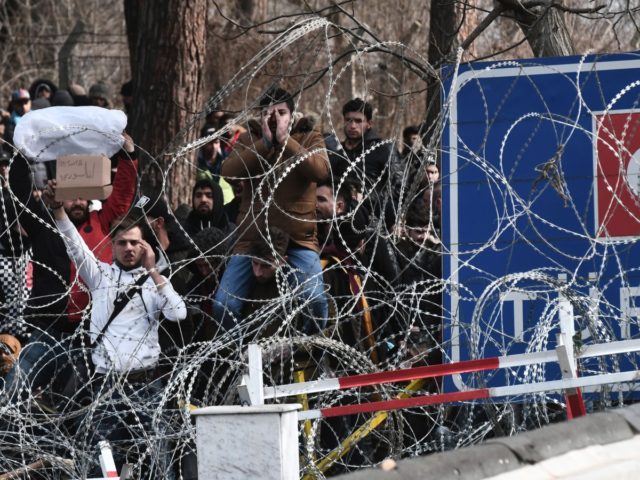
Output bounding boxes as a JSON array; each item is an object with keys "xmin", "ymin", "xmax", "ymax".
[
  {"xmin": 261, "ymin": 102, "xmax": 291, "ymax": 146},
  {"xmin": 273, "ymin": 109, "xmax": 290, "ymax": 144},
  {"xmin": 139, "ymin": 239, "xmax": 156, "ymax": 271},
  {"xmin": 261, "ymin": 108, "xmax": 274, "ymax": 145}
]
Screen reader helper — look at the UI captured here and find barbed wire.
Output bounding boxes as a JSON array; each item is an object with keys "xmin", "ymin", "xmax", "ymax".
[{"xmin": 0, "ymin": 15, "xmax": 639, "ymax": 480}]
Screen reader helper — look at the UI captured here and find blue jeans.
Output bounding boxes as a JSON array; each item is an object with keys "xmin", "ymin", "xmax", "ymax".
[
  {"xmin": 213, "ymin": 247, "xmax": 328, "ymax": 337},
  {"xmin": 4, "ymin": 328, "xmax": 76, "ymax": 401}
]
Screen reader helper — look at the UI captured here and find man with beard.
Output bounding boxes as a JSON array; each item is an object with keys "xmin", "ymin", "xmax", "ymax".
[
  {"xmin": 4, "ymin": 134, "xmax": 138, "ymax": 401},
  {"xmin": 50, "ymin": 206, "xmax": 186, "ymax": 477},
  {"xmin": 328, "ymin": 98, "xmax": 397, "ymax": 193},
  {"xmin": 216, "ymin": 86, "xmax": 329, "ymax": 337},
  {"xmin": 181, "ymin": 177, "xmax": 234, "ymax": 238}
]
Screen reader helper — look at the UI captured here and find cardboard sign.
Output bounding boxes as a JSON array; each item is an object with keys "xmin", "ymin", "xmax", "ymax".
[{"xmin": 55, "ymin": 154, "xmax": 112, "ymax": 200}]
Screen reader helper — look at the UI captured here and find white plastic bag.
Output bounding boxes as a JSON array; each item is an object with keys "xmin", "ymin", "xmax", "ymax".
[{"xmin": 13, "ymin": 106, "xmax": 127, "ymax": 162}]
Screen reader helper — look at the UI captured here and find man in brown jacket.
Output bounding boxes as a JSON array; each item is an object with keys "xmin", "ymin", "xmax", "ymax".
[{"xmin": 215, "ymin": 87, "xmax": 329, "ymax": 336}]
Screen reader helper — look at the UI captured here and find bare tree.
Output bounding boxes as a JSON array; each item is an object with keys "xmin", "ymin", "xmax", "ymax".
[
  {"xmin": 497, "ymin": 0, "xmax": 577, "ymax": 56},
  {"xmin": 201, "ymin": 1, "xmax": 634, "ymax": 141},
  {"xmin": 124, "ymin": 0, "xmax": 207, "ymax": 206}
]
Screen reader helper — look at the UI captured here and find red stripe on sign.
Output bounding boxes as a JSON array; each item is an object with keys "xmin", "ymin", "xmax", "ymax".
[
  {"xmin": 319, "ymin": 389, "xmax": 491, "ymax": 418},
  {"xmin": 107, "ymin": 473, "xmax": 119, "ymax": 478},
  {"xmin": 338, "ymin": 358, "xmax": 500, "ymax": 389}
]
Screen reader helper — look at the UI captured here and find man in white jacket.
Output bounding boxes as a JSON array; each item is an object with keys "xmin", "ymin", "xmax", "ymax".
[{"xmin": 50, "ymin": 191, "xmax": 186, "ymax": 478}]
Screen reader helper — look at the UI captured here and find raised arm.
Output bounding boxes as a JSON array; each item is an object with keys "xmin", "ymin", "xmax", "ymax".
[
  {"xmin": 221, "ymin": 131, "xmax": 271, "ymax": 179},
  {"xmin": 49, "ymin": 191, "xmax": 103, "ymax": 290},
  {"xmin": 138, "ymin": 238, "xmax": 187, "ymax": 322},
  {"xmin": 282, "ymin": 129, "xmax": 329, "ymax": 182},
  {"xmin": 97, "ymin": 133, "xmax": 138, "ymax": 232}
]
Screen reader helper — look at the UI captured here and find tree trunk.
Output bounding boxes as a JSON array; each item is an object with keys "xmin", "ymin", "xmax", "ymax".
[
  {"xmin": 499, "ymin": 0, "xmax": 575, "ymax": 57},
  {"xmin": 425, "ymin": 0, "xmax": 459, "ymax": 136},
  {"xmin": 124, "ymin": 0, "xmax": 206, "ymax": 207}
]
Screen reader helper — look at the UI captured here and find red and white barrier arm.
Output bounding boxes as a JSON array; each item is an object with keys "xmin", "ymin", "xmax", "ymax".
[
  {"xmin": 97, "ymin": 440, "xmax": 119, "ymax": 479},
  {"xmin": 263, "ymin": 338, "xmax": 640, "ymax": 401},
  {"xmin": 297, "ymin": 369, "xmax": 640, "ymax": 421}
]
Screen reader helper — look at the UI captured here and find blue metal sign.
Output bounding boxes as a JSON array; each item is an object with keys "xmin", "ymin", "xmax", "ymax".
[{"xmin": 442, "ymin": 53, "xmax": 640, "ymax": 397}]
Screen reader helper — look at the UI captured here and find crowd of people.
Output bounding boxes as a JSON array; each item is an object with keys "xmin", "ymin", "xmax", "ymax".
[{"xmin": 0, "ymin": 80, "xmax": 442, "ymax": 477}]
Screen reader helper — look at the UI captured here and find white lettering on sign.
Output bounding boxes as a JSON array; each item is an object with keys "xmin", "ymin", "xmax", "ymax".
[
  {"xmin": 620, "ymin": 286, "xmax": 640, "ymax": 339},
  {"xmin": 501, "ymin": 291, "xmax": 538, "ymax": 341}
]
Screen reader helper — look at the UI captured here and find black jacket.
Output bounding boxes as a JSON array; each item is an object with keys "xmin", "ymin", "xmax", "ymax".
[
  {"xmin": 182, "ymin": 179, "xmax": 235, "ymax": 238},
  {"xmin": 0, "ymin": 185, "xmax": 29, "ymax": 255},
  {"xmin": 9, "ymin": 155, "xmax": 73, "ymax": 332},
  {"xmin": 329, "ymin": 128, "xmax": 396, "ymax": 191}
]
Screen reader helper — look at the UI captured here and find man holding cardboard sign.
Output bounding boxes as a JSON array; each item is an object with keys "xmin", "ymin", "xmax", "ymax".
[{"xmin": 4, "ymin": 133, "xmax": 138, "ymax": 403}]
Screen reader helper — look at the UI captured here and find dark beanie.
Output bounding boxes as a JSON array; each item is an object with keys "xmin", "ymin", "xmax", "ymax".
[
  {"xmin": 191, "ymin": 227, "xmax": 228, "ymax": 257},
  {"xmin": 142, "ymin": 197, "xmax": 173, "ymax": 225},
  {"xmin": 51, "ymin": 89, "xmax": 74, "ymax": 107},
  {"xmin": 89, "ymin": 81, "xmax": 111, "ymax": 101}
]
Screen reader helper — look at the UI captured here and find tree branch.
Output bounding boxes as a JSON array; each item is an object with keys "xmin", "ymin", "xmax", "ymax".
[
  {"xmin": 210, "ymin": 0, "xmax": 355, "ymax": 40},
  {"xmin": 460, "ymin": 3, "xmax": 508, "ymax": 52},
  {"xmin": 497, "ymin": 0, "xmax": 606, "ymax": 15}
]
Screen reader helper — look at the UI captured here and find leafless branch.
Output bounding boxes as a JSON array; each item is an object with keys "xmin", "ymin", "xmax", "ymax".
[
  {"xmin": 497, "ymin": 0, "xmax": 606, "ymax": 15},
  {"xmin": 460, "ymin": 4, "xmax": 508, "ymax": 52}
]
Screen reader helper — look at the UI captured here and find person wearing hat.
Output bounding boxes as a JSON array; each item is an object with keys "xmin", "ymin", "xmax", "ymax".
[
  {"xmin": 28, "ymin": 78, "xmax": 57, "ymax": 101},
  {"xmin": 3, "ymin": 89, "xmax": 31, "ymax": 148},
  {"xmin": 89, "ymin": 81, "xmax": 112, "ymax": 109},
  {"xmin": 3, "ymin": 134, "xmax": 138, "ymax": 403},
  {"xmin": 30, "ymin": 97, "xmax": 50, "ymax": 111},
  {"xmin": 197, "ymin": 124, "xmax": 225, "ymax": 178},
  {"xmin": 51, "ymin": 89, "xmax": 74, "ymax": 107},
  {"xmin": 196, "ymin": 124, "xmax": 235, "ymax": 203}
]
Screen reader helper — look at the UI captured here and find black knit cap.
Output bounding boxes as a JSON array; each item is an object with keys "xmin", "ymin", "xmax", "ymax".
[
  {"xmin": 89, "ymin": 81, "xmax": 111, "ymax": 101},
  {"xmin": 192, "ymin": 227, "xmax": 228, "ymax": 257}
]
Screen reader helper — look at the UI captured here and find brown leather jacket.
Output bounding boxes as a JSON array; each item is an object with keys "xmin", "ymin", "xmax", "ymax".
[{"xmin": 221, "ymin": 126, "xmax": 329, "ymax": 253}]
